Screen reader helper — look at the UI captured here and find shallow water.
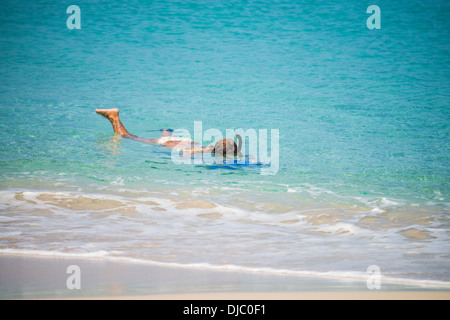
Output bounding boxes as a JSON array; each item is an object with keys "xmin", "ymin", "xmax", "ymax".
[{"xmin": 0, "ymin": 0, "xmax": 449, "ymax": 287}]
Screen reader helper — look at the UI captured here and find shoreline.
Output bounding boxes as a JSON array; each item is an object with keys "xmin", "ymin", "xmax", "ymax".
[
  {"xmin": 59, "ymin": 291, "xmax": 450, "ymax": 300},
  {"xmin": 1, "ymin": 253, "xmax": 449, "ymax": 300},
  {"xmin": 2, "ymin": 187, "xmax": 449, "ymax": 289},
  {"xmin": 1, "ymin": 249, "xmax": 450, "ymax": 289}
]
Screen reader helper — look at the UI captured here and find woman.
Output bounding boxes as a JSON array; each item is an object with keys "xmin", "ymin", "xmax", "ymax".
[{"xmin": 95, "ymin": 108, "xmax": 242, "ymax": 158}]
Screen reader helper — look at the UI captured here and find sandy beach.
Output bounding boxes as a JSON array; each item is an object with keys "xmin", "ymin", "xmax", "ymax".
[
  {"xmin": 1, "ymin": 253, "xmax": 448, "ymax": 300},
  {"xmin": 79, "ymin": 291, "xmax": 450, "ymax": 300},
  {"xmin": 1, "ymin": 0, "xmax": 450, "ymax": 308}
]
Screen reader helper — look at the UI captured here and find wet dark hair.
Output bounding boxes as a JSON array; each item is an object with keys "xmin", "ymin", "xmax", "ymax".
[
  {"xmin": 212, "ymin": 135, "xmax": 242, "ymax": 157},
  {"xmin": 160, "ymin": 128, "xmax": 173, "ymax": 133}
]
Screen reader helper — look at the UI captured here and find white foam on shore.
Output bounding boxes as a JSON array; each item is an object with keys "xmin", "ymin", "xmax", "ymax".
[
  {"xmin": 1, "ymin": 248, "xmax": 449, "ymax": 289},
  {"xmin": 2, "ymin": 188, "xmax": 450, "ymax": 290},
  {"xmin": 316, "ymin": 222, "xmax": 364, "ymax": 235}
]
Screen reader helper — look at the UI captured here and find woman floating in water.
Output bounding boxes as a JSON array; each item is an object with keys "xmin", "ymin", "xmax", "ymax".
[{"xmin": 95, "ymin": 108, "xmax": 242, "ymax": 158}]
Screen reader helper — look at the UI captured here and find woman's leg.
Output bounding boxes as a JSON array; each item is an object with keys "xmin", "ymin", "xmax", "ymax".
[
  {"xmin": 95, "ymin": 108, "xmax": 131, "ymax": 136},
  {"xmin": 96, "ymin": 108, "xmax": 155, "ymax": 144}
]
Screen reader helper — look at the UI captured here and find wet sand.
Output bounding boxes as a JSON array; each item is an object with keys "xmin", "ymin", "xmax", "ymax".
[
  {"xmin": 77, "ymin": 291, "xmax": 450, "ymax": 300},
  {"xmin": 1, "ymin": 253, "xmax": 449, "ymax": 300}
]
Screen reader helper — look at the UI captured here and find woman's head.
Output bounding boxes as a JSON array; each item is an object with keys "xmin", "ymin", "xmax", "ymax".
[
  {"xmin": 213, "ymin": 139, "xmax": 237, "ymax": 157},
  {"xmin": 212, "ymin": 135, "xmax": 242, "ymax": 158}
]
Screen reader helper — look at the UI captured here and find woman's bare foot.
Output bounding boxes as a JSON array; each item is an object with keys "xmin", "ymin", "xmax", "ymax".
[
  {"xmin": 95, "ymin": 108, "xmax": 132, "ymax": 137},
  {"xmin": 96, "ymin": 108, "xmax": 120, "ymax": 121}
]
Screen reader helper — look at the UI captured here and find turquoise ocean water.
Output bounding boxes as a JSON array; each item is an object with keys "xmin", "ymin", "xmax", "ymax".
[{"xmin": 0, "ymin": 0, "xmax": 449, "ymax": 287}]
